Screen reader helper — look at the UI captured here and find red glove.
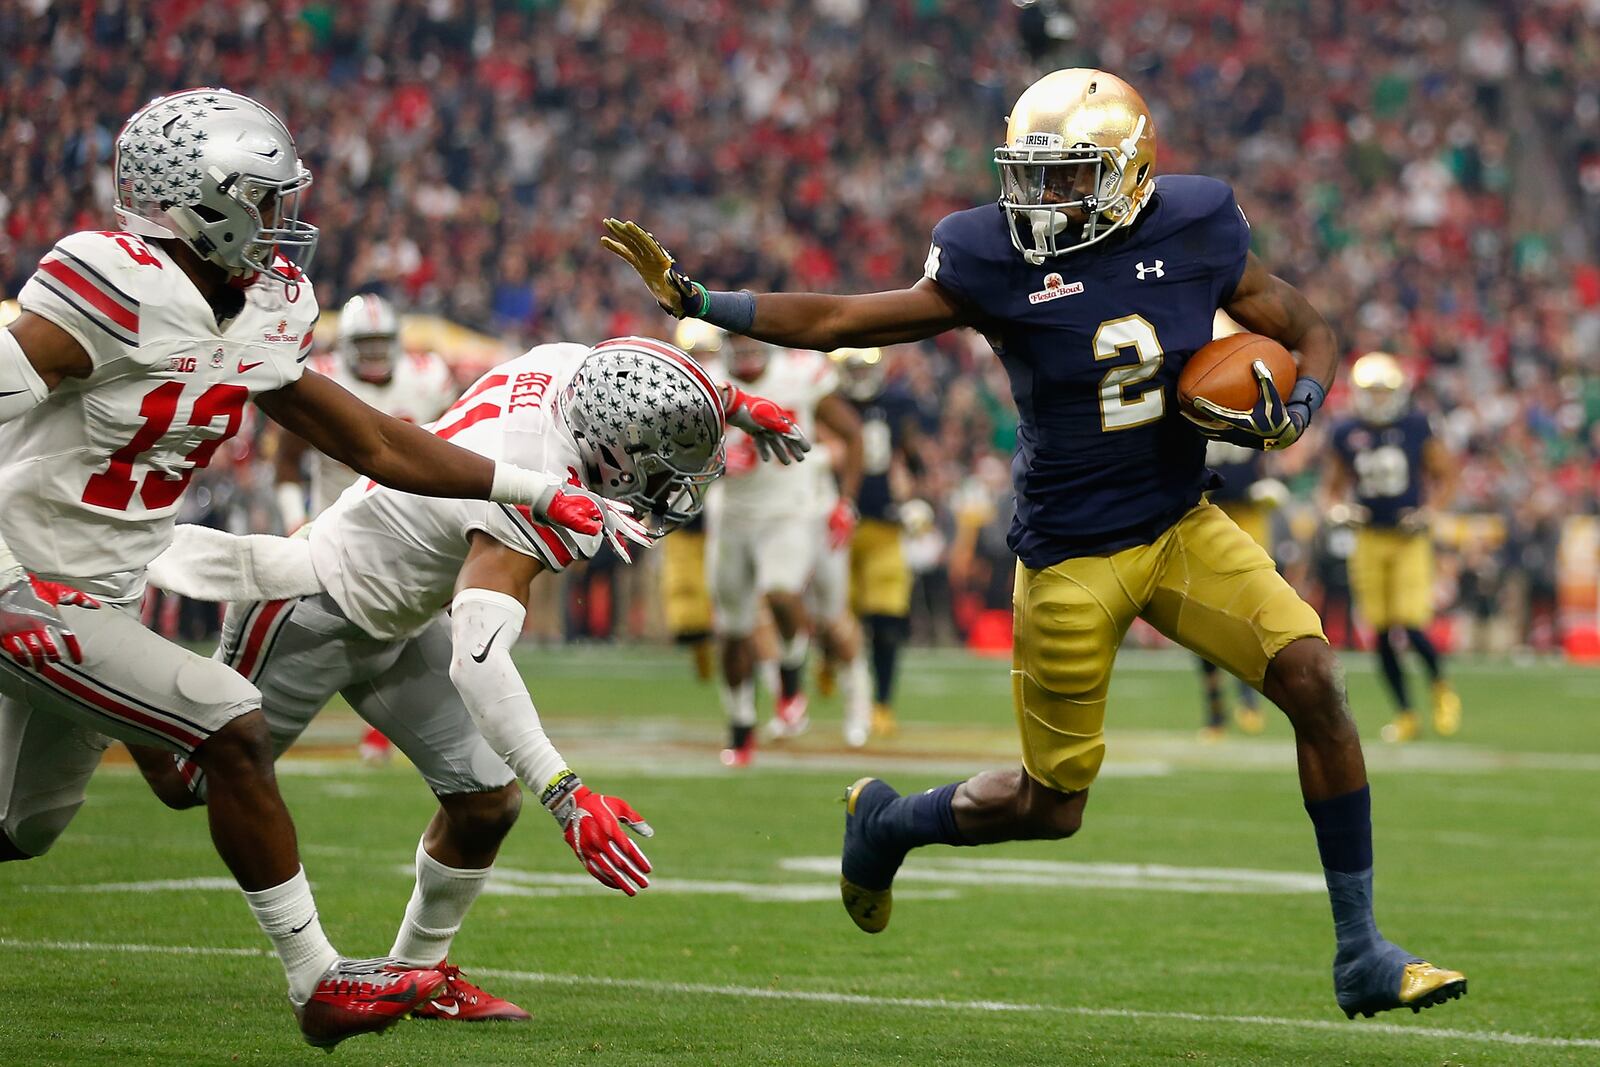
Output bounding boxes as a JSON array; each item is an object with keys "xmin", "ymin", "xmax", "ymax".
[
  {"xmin": 827, "ymin": 499, "xmax": 858, "ymax": 550},
  {"xmin": 539, "ymin": 486, "xmax": 655, "ymax": 563},
  {"xmin": 543, "ymin": 773, "xmax": 654, "ymax": 895},
  {"xmin": 720, "ymin": 384, "xmax": 811, "ymax": 465},
  {"xmin": 0, "ymin": 575, "xmax": 100, "ymax": 670}
]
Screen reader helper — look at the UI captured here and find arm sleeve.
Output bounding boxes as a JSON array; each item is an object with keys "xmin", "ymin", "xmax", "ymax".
[
  {"xmin": 18, "ymin": 232, "xmax": 147, "ymax": 366},
  {"xmin": 1207, "ymin": 185, "xmax": 1253, "ymax": 307},
  {"xmin": 448, "ymin": 588, "xmax": 570, "ymax": 793},
  {"xmin": 924, "ymin": 215, "xmax": 974, "ymax": 307}
]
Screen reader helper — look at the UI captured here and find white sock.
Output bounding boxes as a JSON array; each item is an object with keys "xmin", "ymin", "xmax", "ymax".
[
  {"xmin": 390, "ymin": 837, "xmax": 492, "ymax": 967},
  {"xmin": 757, "ymin": 659, "xmax": 780, "ymax": 699},
  {"xmin": 241, "ymin": 866, "xmax": 340, "ymax": 1006},
  {"xmin": 719, "ymin": 678, "xmax": 757, "ymax": 727},
  {"xmin": 842, "ymin": 654, "xmax": 871, "ymax": 734},
  {"xmin": 780, "ymin": 631, "xmax": 810, "ymax": 671}
]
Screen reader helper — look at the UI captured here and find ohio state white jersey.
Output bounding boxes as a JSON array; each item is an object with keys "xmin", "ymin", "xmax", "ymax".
[
  {"xmin": 0, "ymin": 230, "xmax": 317, "ymax": 600},
  {"xmin": 308, "ymin": 343, "xmax": 601, "ymax": 640},
  {"xmin": 304, "ymin": 349, "xmax": 453, "ymax": 515},
  {"xmin": 708, "ymin": 349, "xmax": 838, "ymax": 520}
]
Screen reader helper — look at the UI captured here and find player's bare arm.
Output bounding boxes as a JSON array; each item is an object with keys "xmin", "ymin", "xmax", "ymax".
[
  {"xmin": 602, "ymin": 218, "xmax": 975, "ymax": 350},
  {"xmin": 1225, "ymin": 252, "xmax": 1339, "ymax": 389},
  {"xmin": 451, "ymin": 532, "xmax": 654, "ymax": 894},
  {"xmin": 816, "ymin": 392, "xmax": 865, "ymax": 502},
  {"xmin": 257, "ymin": 371, "xmax": 651, "ymax": 556},
  {"xmin": 1193, "ymin": 251, "xmax": 1339, "ymax": 449},
  {"xmin": 4, "ymin": 311, "xmax": 94, "ymax": 389},
  {"xmin": 1421, "ymin": 437, "xmax": 1455, "ymax": 511}
]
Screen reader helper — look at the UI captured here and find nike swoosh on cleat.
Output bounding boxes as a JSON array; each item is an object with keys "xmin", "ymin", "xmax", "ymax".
[
  {"xmin": 471, "ymin": 623, "xmax": 507, "ymax": 664},
  {"xmin": 429, "ymin": 1000, "xmax": 460, "ymax": 1016}
]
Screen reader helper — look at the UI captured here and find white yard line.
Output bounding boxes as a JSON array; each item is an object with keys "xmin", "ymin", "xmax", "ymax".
[
  {"xmin": 0, "ymin": 936, "xmax": 1593, "ymax": 1051},
  {"xmin": 781, "ymin": 856, "xmax": 1326, "ymax": 895}
]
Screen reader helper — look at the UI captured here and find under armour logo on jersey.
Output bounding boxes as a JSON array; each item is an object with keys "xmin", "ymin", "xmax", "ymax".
[{"xmin": 1135, "ymin": 260, "xmax": 1165, "ymax": 280}]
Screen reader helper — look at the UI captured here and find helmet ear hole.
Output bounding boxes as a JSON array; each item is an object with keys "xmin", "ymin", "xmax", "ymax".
[{"xmin": 1135, "ymin": 163, "xmax": 1150, "ymax": 185}]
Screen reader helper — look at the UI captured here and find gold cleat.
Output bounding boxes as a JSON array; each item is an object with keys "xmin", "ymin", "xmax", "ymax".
[
  {"xmin": 869, "ymin": 704, "xmax": 898, "ymax": 739},
  {"xmin": 1345, "ymin": 961, "xmax": 1468, "ymax": 1019},
  {"xmin": 1431, "ymin": 682, "xmax": 1461, "ymax": 737},
  {"xmin": 1233, "ymin": 706, "xmax": 1266, "ymax": 735},
  {"xmin": 1198, "ymin": 724, "xmax": 1226, "ymax": 745},
  {"xmin": 1381, "ymin": 711, "xmax": 1419, "ymax": 744},
  {"xmin": 839, "ymin": 777, "xmax": 893, "ymax": 933}
]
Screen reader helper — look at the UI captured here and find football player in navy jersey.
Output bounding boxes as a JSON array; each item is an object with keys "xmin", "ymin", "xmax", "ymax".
[
  {"xmin": 829, "ymin": 347, "xmax": 923, "ymax": 738},
  {"xmin": 603, "ymin": 68, "xmax": 1465, "ymax": 1018},
  {"xmin": 1325, "ymin": 353, "xmax": 1460, "ymax": 743}
]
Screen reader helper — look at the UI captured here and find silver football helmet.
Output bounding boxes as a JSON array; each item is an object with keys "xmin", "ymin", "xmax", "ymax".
[
  {"xmin": 337, "ymin": 293, "xmax": 403, "ymax": 384},
  {"xmin": 560, "ymin": 336, "xmax": 727, "ymax": 533},
  {"xmin": 113, "ymin": 88, "xmax": 316, "ymax": 285}
]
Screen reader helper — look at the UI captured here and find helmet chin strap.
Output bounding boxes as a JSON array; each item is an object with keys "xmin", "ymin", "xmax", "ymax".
[{"xmin": 1024, "ymin": 208, "xmax": 1072, "ymax": 265}]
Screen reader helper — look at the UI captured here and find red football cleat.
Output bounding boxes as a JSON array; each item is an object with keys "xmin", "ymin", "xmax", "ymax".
[
  {"xmin": 412, "ymin": 961, "xmax": 531, "ymax": 1022},
  {"xmin": 297, "ymin": 957, "xmax": 446, "ymax": 1049},
  {"xmin": 770, "ymin": 693, "xmax": 810, "ymax": 738},
  {"xmin": 720, "ymin": 732, "xmax": 756, "ymax": 767}
]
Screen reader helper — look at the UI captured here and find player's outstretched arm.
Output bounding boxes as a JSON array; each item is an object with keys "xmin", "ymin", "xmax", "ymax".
[
  {"xmin": 451, "ymin": 534, "xmax": 653, "ymax": 894},
  {"xmin": 602, "ymin": 218, "xmax": 971, "ymax": 350},
  {"xmin": 258, "ymin": 371, "xmax": 649, "ymax": 551}
]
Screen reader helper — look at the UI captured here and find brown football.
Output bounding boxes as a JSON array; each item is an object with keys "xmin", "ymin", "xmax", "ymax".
[{"xmin": 1178, "ymin": 333, "xmax": 1296, "ymax": 419}]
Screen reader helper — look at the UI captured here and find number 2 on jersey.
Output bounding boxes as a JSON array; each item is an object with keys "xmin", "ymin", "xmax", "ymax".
[
  {"xmin": 82, "ymin": 382, "xmax": 248, "ymax": 511},
  {"xmin": 1093, "ymin": 315, "xmax": 1165, "ymax": 431}
]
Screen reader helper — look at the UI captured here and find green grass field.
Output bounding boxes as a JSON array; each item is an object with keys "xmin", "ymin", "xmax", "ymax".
[{"xmin": 2, "ymin": 646, "xmax": 1597, "ymax": 1066}]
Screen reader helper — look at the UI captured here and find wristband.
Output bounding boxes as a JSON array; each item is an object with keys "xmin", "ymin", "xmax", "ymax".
[
  {"xmin": 490, "ymin": 461, "xmax": 561, "ymax": 511},
  {"xmin": 540, "ymin": 768, "xmax": 581, "ymax": 809},
  {"xmin": 1286, "ymin": 375, "xmax": 1326, "ymax": 431},
  {"xmin": 696, "ymin": 289, "xmax": 757, "ymax": 334}
]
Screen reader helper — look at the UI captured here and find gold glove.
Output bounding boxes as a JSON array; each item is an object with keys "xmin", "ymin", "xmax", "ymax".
[{"xmin": 600, "ymin": 218, "xmax": 706, "ymax": 319}]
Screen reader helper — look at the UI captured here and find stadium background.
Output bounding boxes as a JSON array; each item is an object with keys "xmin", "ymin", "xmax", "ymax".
[{"xmin": 2, "ymin": 0, "xmax": 1598, "ymax": 658}]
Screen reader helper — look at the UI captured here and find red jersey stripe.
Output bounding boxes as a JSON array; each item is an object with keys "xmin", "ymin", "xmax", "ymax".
[{"xmin": 39, "ymin": 257, "xmax": 139, "ymax": 332}]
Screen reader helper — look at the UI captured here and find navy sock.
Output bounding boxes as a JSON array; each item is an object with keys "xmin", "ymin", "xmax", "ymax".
[
  {"xmin": 866, "ymin": 615, "xmax": 905, "ymax": 706},
  {"xmin": 1405, "ymin": 627, "xmax": 1442, "ymax": 682},
  {"xmin": 1374, "ymin": 632, "xmax": 1411, "ymax": 711},
  {"xmin": 875, "ymin": 782, "xmax": 966, "ymax": 851},
  {"xmin": 1306, "ymin": 785, "xmax": 1381, "ymax": 957},
  {"xmin": 1199, "ymin": 659, "xmax": 1224, "ymax": 725}
]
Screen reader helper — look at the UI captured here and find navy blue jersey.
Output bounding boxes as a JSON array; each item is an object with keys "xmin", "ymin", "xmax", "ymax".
[
  {"xmin": 926, "ymin": 175, "xmax": 1251, "ymax": 567},
  {"xmin": 1329, "ymin": 412, "xmax": 1432, "ymax": 528},
  {"xmin": 1204, "ymin": 439, "xmax": 1267, "ymax": 505},
  {"xmin": 853, "ymin": 386, "xmax": 919, "ymax": 521}
]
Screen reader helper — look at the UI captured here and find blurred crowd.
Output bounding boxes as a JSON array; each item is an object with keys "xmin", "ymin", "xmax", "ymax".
[{"xmin": 2, "ymin": 0, "xmax": 1596, "ymax": 655}]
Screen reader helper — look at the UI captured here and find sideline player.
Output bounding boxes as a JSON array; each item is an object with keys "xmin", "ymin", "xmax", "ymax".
[
  {"xmin": 602, "ymin": 69, "xmax": 1466, "ymax": 1018},
  {"xmin": 830, "ymin": 346, "xmax": 921, "ymax": 738},
  {"xmin": 702, "ymin": 333, "xmax": 861, "ymax": 764},
  {"xmin": 1197, "ymin": 437, "xmax": 1281, "ymax": 738},
  {"xmin": 133, "ymin": 337, "xmax": 807, "ymax": 1018},
  {"xmin": 276, "ymin": 292, "xmax": 454, "ymax": 761},
  {"xmin": 0, "ymin": 88, "xmax": 629, "ymax": 1047},
  {"xmin": 1324, "ymin": 352, "xmax": 1460, "ymax": 742}
]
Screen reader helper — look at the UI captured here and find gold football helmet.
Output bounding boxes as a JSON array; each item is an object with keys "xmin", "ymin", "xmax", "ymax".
[
  {"xmin": 995, "ymin": 69, "xmax": 1157, "ymax": 264},
  {"xmin": 1350, "ymin": 352, "xmax": 1409, "ymax": 425},
  {"xmin": 674, "ymin": 318, "xmax": 727, "ymax": 356},
  {"xmin": 829, "ymin": 346, "xmax": 886, "ymax": 402}
]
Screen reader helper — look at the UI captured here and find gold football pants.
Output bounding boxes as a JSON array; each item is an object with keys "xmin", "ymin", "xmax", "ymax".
[{"xmin": 1012, "ymin": 503, "xmax": 1325, "ymax": 793}]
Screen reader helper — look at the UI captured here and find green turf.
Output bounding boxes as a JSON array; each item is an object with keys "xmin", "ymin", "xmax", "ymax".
[{"xmin": 1, "ymin": 647, "xmax": 1596, "ymax": 1066}]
